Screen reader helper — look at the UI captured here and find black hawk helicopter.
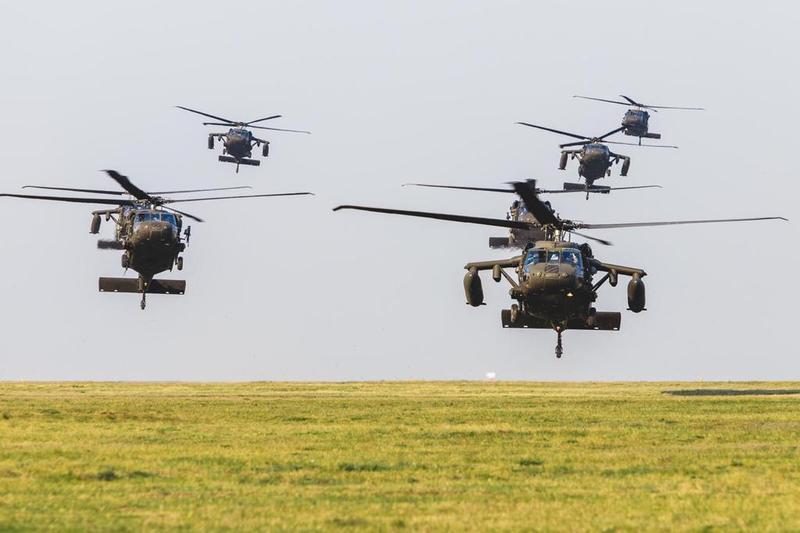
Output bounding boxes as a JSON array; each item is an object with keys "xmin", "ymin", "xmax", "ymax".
[
  {"xmin": 404, "ymin": 179, "xmax": 662, "ymax": 248},
  {"xmin": 516, "ymin": 121, "xmax": 676, "ymax": 192},
  {"xmin": 2, "ymin": 170, "xmax": 313, "ymax": 309},
  {"xmin": 573, "ymin": 94, "xmax": 704, "ymax": 144},
  {"xmin": 177, "ymin": 106, "xmax": 311, "ymax": 173},
  {"xmin": 334, "ymin": 184, "xmax": 786, "ymax": 357}
]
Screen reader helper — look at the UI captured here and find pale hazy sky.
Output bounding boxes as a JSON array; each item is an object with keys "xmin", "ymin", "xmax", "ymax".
[{"xmin": 0, "ymin": 1, "xmax": 797, "ymax": 380}]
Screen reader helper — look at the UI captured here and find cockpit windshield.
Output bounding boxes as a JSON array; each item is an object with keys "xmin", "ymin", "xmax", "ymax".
[
  {"xmin": 523, "ymin": 249, "xmax": 547, "ymax": 271},
  {"xmin": 133, "ymin": 212, "xmax": 178, "ymax": 228},
  {"xmin": 585, "ymin": 144, "xmax": 609, "ymax": 155},
  {"xmin": 524, "ymin": 248, "xmax": 584, "ymax": 275}
]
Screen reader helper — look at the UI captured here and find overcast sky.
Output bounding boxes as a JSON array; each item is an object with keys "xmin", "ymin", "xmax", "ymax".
[{"xmin": 0, "ymin": 1, "xmax": 796, "ymax": 380}]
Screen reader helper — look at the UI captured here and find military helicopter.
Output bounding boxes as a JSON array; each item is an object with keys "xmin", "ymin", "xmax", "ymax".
[
  {"xmin": 1, "ymin": 170, "xmax": 313, "ymax": 309},
  {"xmin": 404, "ymin": 179, "xmax": 661, "ymax": 247},
  {"xmin": 516, "ymin": 122, "xmax": 676, "ymax": 190},
  {"xmin": 334, "ymin": 183, "xmax": 786, "ymax": 357},
  {"xmin": 574, "ymin": 94, "xmax": 704, "ymax": 144},
  {"xmin": 177, "ymin": 106, "xmax": 311, "ymax": 173}
]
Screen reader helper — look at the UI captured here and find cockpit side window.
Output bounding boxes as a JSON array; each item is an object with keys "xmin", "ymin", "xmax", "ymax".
[
  {"xmin": 523, "ymin": 249, "xmax": 547, "ymax": 272},
  {"xmin": 561, "ymin": 249, "xmax": 584, "ymax": 275}
]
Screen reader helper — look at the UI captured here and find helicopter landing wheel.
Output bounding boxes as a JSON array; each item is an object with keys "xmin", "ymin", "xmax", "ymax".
[
  {"xmin": 121, "ymin": 253, "xmax": 129, "ymax": 269},
  {"xmin": 510, "ymin": 304, "xmax": 520, "ymax": 324},
  {"xmin": 555, "ymin": 328, "xmax": 564, "ymax": 359},
  {"xmin": 177, "ymin": 256, "xmax": 183, "ymax": 271},
  {"xmin": 140, "ymin": 293, "xmax": 146, "ymax": 310}
]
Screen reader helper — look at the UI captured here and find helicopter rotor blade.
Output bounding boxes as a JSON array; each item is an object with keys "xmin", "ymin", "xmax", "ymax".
[
  {"xmin": 510, "ymin": 181, "xmax": 561, "ymax": 227},
  {"xmin": 164, "ymin": 192, "xmax": 314, "ymax": 204},
  {"xmin": 403, "ymin": 183, "xmax": 515, "ymax": 193},
  {"xmin": 246, "ymin": 115, "xmax": 282, "ymax": 125},
  {"xmin": 573, "ymin": 216, "xmax": 788, "ymax": 230},
  {"xmin": 202, "ymin": 122, "xmax": 238, "ymax": 127},
  {"xmin": 619, "ymin": 95, "xmax": 643, "ymax": 107},
  {"xmin": 559, "ymin": 140, "xmax": 591, "ymax": 148},
  {"xmin": 605, "ymin": 141, "xmax": 678, "ymax": 148},
  {"xmin": 568, "ymin": 230, "xmax": 613, "ymax": 246},
  {"xmin": 404, "ymin": 181, "xmax": 661, "ymax": 195},
  {"xmin": 22, "ymin": 185, "xmax": 253, "ymax": 196},
  {"xmin": 333, "ymin": 205, "xmax": 535, "ymax": 230},
  {"xmin": 572, "ymin": 95, "xmax": 631, "ymax": 106},
  {"xmin": 247, "ymin": 125, "xmax": 311, "ymax": 134},
  {"xmin": 176, "ymin": 106, "xmax": 239, "ymax": 125},
  {"xmin": 597, "ymin": 126, "xmax": 626, "ymax": 141},
  {"xmin": 22, "ymin": 185, "xmax": 125, "ymax": 195},
  {"xmin": 516, "ymin": 122, "xmax": 589, "ymax": 141},
  {"xmin": 0, "ymin": 193, "xmax": 134, "ymax": 206},
  {"xmin": 104, "ymin": 170, "xmax": 151, "ymax": 201},
  {"xmin": 542, "ymin": 184, "xmax": 663, "ymax": 194},
  {"xmin": 602, "ymin": 185, "xmax": 663, "ymax": 191},
  {"xmin": 161, "ymin": 206, "xmax": 204, "ymax": 223},
  {"xmin": 642, "ymin": 104, "xmax": 705, "ymax": 111},
  {"xmin": 149, "ymin": 186, "xmax": 252, "ymax": 195}
]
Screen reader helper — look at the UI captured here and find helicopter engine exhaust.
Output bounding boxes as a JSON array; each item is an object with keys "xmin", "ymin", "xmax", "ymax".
[
  {"xmin": 463, "ymin": 267, "xmax": 484, "ymax": 307},
  {"xmin": 627, "ymin": 273, "xmax": 646, "ymax": 312}
]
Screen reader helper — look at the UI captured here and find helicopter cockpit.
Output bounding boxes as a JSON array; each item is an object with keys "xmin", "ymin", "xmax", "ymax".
[
  {"xmin": 584, "ymin": 144, "xmax": 610, "ymax": 156},
  {"xmin": 623, "ymin": 108, "xmax": 649, "ymax": 125},
  {"xmin": 132, "ymin": 211, "xmax": 179, "ymax": 231},
  {"xmin": 228, "ymin": 128, "xmax": 251, "ymax": 138},
  {"xmin": 523, "ymin": 247, "xmax": 584, "ymax": 276}
]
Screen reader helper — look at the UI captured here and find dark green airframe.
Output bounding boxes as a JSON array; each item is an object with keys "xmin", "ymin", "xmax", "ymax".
[
  {"xmin": 176, "ymin": 106, "xmax": 311, "ymax": 173},
  {"xmin": 1, "ymin": 170, "xmax": 313, "ymax": 309},
  {"xmin": 335, "ymin": 182, "xmax": 787, "ymax": 357},
  {"xmin": 516, "ymin": 122, "xmax": 677, "ymax": 194}
]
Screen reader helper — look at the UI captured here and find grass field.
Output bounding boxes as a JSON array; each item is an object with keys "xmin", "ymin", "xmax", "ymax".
[{"xmin": 1, "ymin": 382, "xmax": 799, "ymax": 531}]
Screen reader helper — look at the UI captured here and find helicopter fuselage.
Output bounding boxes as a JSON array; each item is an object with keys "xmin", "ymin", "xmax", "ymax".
[
  {"xmin": 223, "ymin": 128, "xmax": 254, "ymax": 160},
  {"xmin": 115, "ymin": 208, "xmax": 184, "ymax": 280},
  {"xmin": 577, "ymin": 143, "xmax": 613, "ymax": 183},
  {"xmin": 464, "ymin": 239, "xmax": 646, "ymax": 356}
]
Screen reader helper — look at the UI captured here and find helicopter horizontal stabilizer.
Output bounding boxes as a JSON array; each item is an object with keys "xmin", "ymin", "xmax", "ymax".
[
  {"xmin": 501, "ymin": 310, "xmax": 621, "ymax": 331},
  {"xmin": 218, "ymin": 156, "xmax": 260, "ymax": 166},
  {"xmin": 562, "ymin": 182, "xmax": 610, "ymax": 193},
  {"xmin": 489, "ymin": 237, "xmax": 511, "ymax": 248},
  {"xmin": 99, "ymin": 278, "xmax": 186, "ymax": 295}
]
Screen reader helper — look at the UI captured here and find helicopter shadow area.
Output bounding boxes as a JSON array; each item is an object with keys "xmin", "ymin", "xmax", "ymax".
[{"xmin": 663, "ymin": 389, "xmax": 800, "ymax": 397}]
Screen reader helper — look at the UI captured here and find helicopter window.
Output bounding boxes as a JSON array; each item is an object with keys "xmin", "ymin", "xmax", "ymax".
[
  {"xmin": 523, "ymin": 249, "xmax": 547, "ymax": 271},
  {"xmin": 548, "ymin": 252, "xmax": 560, "ymax": 263},
  {"xmin": 561, "ymin": 249, "xmax": 584, "ymax": 275},
  {"xmin": 160, "ymin": 213, "xmax": 177, "ymax": 226}
]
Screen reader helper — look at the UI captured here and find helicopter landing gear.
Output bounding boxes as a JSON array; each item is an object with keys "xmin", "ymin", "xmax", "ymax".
[
  {"xmin": 140, "ymin": 293, "xmax": 146, "ymax": 310},
  {"xmin": 510, "ymin": 303, "xmax": 520, "ymax": 324},
  {"xmin": 555, "ymin": 327, "xmax": 564, "ymax": 358},
  {"xmin": 176, "ymin": 256, "xmax": 183, "ymax": 271},
  {"xmin": 121, "ymin": 252, "xmax": 129, "ymax": 269}
]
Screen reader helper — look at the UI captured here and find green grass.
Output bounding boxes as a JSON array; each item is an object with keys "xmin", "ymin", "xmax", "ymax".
[{"xmin": 1, "ymin": 382, "xmax": 799, "ymax": 531}]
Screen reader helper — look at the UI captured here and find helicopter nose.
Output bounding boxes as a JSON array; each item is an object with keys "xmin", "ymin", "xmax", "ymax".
[
  {"xmin": 524, "ymin": 263, "xmax": 577, "ymax": 292},
  {"xmin": 138, "ymin": 221, "xmax": 174, "ymax": 241}
]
